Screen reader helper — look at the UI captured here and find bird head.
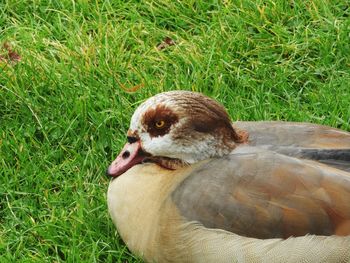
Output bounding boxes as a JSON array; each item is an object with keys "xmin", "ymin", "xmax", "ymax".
[{"xmin": 107, "ymin": 91, "xmax": 247, "ymax": 177}]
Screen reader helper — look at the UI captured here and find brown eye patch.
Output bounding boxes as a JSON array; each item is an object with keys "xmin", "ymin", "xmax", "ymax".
[{"xmin": 142, "ymin": 105, "xmax": 179, "ymax": 137}]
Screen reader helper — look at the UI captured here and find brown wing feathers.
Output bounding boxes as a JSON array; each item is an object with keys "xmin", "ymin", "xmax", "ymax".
[
  {"xmin": 172, "ymin": 152, "xmax": 350, "ymax": 239},
  {"xmin": 234, "ymin": 121, "xmax": 350, "ymax": 171}
]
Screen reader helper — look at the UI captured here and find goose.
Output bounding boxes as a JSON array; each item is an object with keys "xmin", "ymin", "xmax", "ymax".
[{"xmin": 107, "ymin": 90, "xmax": 350, "ymax": 262}]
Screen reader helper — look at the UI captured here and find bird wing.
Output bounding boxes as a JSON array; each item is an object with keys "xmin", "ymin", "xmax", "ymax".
[
  {"xmin": 234, "ymin": 121, "xmax": 350, "ymax": 149},
  {"xmin": 234, "ymin": 121, "xmax": 350, "ymax": 171},
  {"xmin": 172, "ymin": 150, "xmax": 350, "ymax": 239}
]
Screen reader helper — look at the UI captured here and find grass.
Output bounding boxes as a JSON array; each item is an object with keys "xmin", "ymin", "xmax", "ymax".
[{"xmin": 1, "ymin": 0, "xmax": 349, "ymax": 262}]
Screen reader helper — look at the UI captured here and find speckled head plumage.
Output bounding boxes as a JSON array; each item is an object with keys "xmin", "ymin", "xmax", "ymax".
[{"xmin": 107, "ymin": 91, "xmax": 247, "ymax": 177}]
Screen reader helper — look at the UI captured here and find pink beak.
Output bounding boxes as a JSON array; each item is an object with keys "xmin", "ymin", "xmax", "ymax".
[{"xmin": 106, "ymin": 141, "xmax": 149, "ymax": 177}]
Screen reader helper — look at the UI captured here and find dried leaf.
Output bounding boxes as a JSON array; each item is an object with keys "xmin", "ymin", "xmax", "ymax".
[
  {"xmin": 120, "ymin": 83, "xmax": 145, "ymax": 93},
  {"xmin": 156, "ymin": 37, "xmax": 176, "ymax": 51},
  {"xmin": 1, "ymin": 42, "xmax": 21, "ymax": 63},
  {"xmin": 8, "ymin": 50, "xmax": 21, "ymax": 61}
]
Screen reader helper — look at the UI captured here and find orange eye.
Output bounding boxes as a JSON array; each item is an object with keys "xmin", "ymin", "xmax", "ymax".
[{"xmin": 155, "ymin": 120, "xmax": 165, "ymax": 128}]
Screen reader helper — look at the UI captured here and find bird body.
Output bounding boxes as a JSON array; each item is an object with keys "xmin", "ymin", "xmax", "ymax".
[{"xmin": 107, "ymin": 91, "xmax": 350, "ymax": 262}]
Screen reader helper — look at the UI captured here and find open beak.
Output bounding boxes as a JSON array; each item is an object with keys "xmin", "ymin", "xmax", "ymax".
[{"xmin": 106, "ymin": 140, "xmax": 150, "ymax": 177}]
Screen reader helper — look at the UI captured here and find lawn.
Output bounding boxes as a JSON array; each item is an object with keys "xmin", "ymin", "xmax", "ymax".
[{"xmin": 1, "ymin": 0, "xmax": 350, "ymax": 262}]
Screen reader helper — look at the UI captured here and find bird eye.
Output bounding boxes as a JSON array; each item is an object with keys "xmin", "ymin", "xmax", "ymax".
[{"xmin": 155, "ymin": 120, "xmax": 165, "ymax": 128}]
